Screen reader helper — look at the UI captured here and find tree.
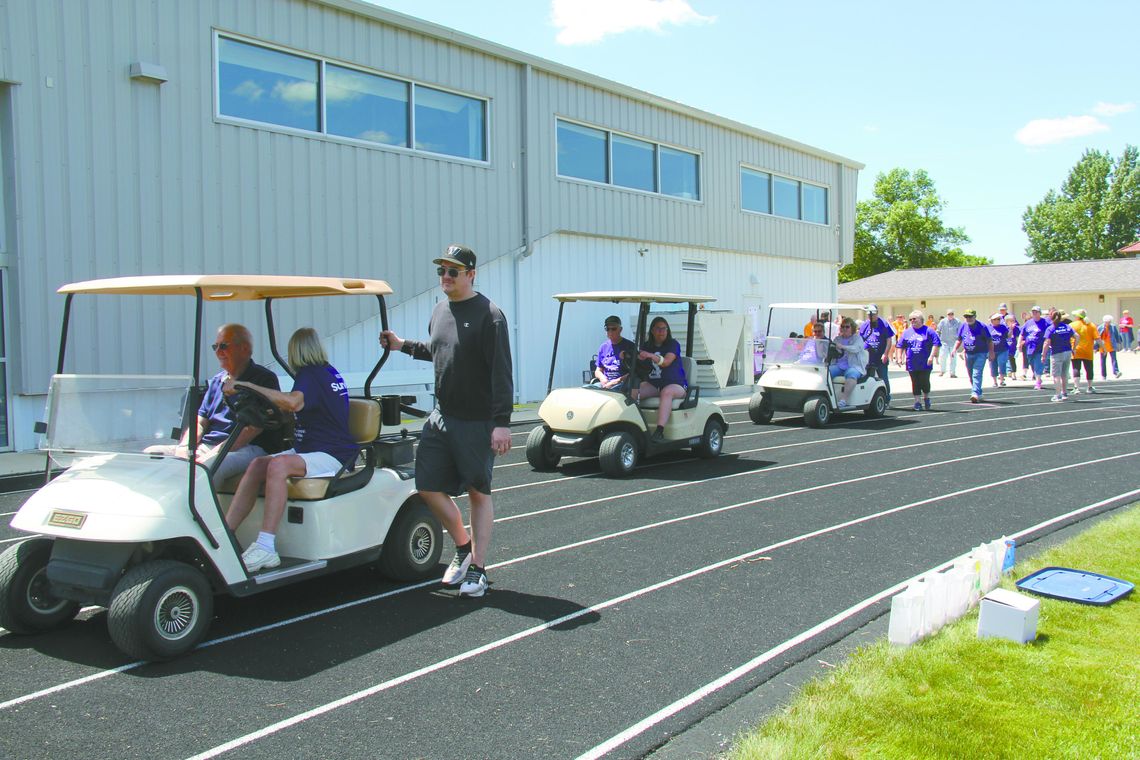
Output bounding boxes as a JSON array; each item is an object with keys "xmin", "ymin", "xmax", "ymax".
[
  {"xmin": 839, "ymin": 168, "xmax": 984, "ymax": 283},
  {"xmin": 1022, "ymin": 145, "xmax": 1140, "ymax": 262}
]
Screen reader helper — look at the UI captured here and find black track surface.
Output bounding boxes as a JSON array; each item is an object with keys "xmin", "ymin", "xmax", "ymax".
[{"xmin": 2, "ymin": 381, "xmax": 1139, "ymax": 759}]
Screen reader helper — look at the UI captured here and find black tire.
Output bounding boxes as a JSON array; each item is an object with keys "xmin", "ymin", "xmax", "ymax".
[
  {"xmin": 804, "ymin": 397, "xmax": 830, "ymax": 428},
  {"xmin": 864, "ymin": 389, "xmax": 887, "ymax": 418},
  {"xmin": 694, "ymin": 417, "xmax": 725, "ymax": 458},
  {"xmin": 108, "ymin": 560, "xmax": 213, "ymax": 662},
  {"xmin": 748, "ymin": 392, "xmax": 774, "ymax": 424},
  {"xmin": 525, "ymin": 425, "xmax": 561, "ymax": 471},
  {"xmin": 598, "ymin": 431, "xmax": 638, "ymax": 477},
  {"xmin": 0, "ymin": 538, "xmax": 80, "ymax": 634},
  {"xmin": 380, "ymin": 498, "xmax": 444, "ymax": 581}
]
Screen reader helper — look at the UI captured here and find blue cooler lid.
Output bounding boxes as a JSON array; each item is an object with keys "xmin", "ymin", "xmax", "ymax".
[{"xmin": 1016, "ymin": 566, "xmax": 1134, "ymax": 606}]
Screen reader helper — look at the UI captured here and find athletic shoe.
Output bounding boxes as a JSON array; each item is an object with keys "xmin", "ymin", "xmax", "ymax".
[
  {"xmin": 241, "ymin": 544, "xmax": 280, "ymax": 573},
  {"xmin": 1000, "ymin": 379, "xmax": 1006, "ymax": 387},
  {"xmin": 939, "ymin": 372, "xmax": 945, "ymax": 377},
  {"xmin": 950, "ymin": 374, "xmax": 957, "ymax": 378},
  {"xmin": 458, "ymin": 565, "xmax": 489, "ymax": 598},
  {"xmin": 913, "ymin": 402, "xmax": 922, "ymax": 411},
  {"xmin": 1034, "ymin": 380, "xmax": 1042, "ymax": 390},
  {"xmin": 1061, "ymin": 393, "xmax": 1068, "ymax": 400},
  {"xmin": 1070, "ymin": 387, "xmax": 1079, "ymax": 395},
  {"xmin": 1115, "ymin": 371, "xmax": 1122, "ymax": 379},
  {"xmin": 970, "ymin": 395, "xmax": 978, "ymax": 403},
  {"xmin": 1087, "ymin": 386, "xmax": 1097, "ymax": 394},
  {"xmin": 442, "ymin": 546, "xmax": 473, "ymax": 587},
  {"xmin": 1050, "ymin": 395, "xmax": 1062, "ymax": 402},
  {"xmin": 924, "ymin": 397, "xmax": 932, "ymax": 411},
  {"xmin": 837, "ymin": 399, "xmax": 848, "ymax": 409}
]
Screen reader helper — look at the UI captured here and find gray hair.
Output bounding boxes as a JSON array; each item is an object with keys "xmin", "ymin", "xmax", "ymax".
[
  {"xmin": 909, "ymin": 309, "xmax": 924, "ymax": 320},
  {"xmin": 219, "ymin": 323, "xmax": 252, "ymax": 346},
  {"xmin": 287, "ymin": 327, "xmax": 328, "ymax": 369}
]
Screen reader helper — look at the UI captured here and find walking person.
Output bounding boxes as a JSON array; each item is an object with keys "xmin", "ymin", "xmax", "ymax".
[
  {"xmin": 1041, "ymin": 311, "xmax": 1075, "ymax": 402},
  {"xmin": 1069, "ymin": 309, "xmax": 1098, "ymax": 394},
  {"xmin": 952, "ymin": 309, "xmax": 996, "ymax": 403},
  {"xmin": 1019, "ymin": 306, "xmax": 1049, "ymax": 390},
  {"xmin": 1120, "ymin": 309, "xmax": 1134, "ymax": 352},
  {"xmin": 858, "ymin": 304, "xmax": 894, "ymax": 406},
  {"xmin": 897, "ymin": 310, "xmax": 941, "ymax": 411},
  {"xmin": 987, "ymin": 313, "xmax": 1009, "ymax": 388},
  {"xmin": 380, "ymin": 244, "xmax": 513, "ymax": 598},
  {"xmin": 1099, "ymin": 315, "xmax": 1123, "ymax": 380},
  {"xmin": 936, "ymin": 310, "xmax": 961, "ymax": 377},
  {"xmin": 1003, "ymin": 315, "xmax": 1020, "ymax": 380}
]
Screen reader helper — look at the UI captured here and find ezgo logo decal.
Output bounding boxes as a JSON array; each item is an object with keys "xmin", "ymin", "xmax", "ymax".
[{"xmin": 47, "ymin": 510, "xmax": 87, "ymax": 529}]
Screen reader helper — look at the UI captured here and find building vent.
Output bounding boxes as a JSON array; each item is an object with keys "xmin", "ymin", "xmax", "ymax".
[{"xmin": 681, "ymin": 259, "xmax": 708, "ymax": 273}]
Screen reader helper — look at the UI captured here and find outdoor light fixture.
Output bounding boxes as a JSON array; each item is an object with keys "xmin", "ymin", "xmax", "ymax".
[
  {"xmin": 1098, "ymin": 294, "xmax": 1105, "ymax": 303},
  {"xmin": 129, "ymin": 61, "xmax": 168, "ymax": 84},
  {"xmin": 920, "ymin": 300, "xmax": 927, "ymax": 308}
]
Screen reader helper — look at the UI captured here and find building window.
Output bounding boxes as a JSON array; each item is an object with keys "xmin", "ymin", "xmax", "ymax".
[
  {"xmin": 741, "ymin": 168, "xmax": 771, "ymax": 214},
  {"xmin": 802, "ymin": 183, "xmax": 828, "ymax": 224},
  {"xmin": 216, "ymin": 35, "xmax": 488, "ymax": 162},
  {"xmin": 612, "ymin": 135, "xmax": 656, "ymax": 192},
  {"xmin": 556, "ymin": 118, "xmax": 700, "ymax": 200},
  {"xmin": 741, "ymin": 166, "xmax": 828, "ymax": 225}
]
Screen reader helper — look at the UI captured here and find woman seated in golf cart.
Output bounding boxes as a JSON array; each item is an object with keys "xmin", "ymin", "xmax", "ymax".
[
  {"xmin": 222, "ymin": 327, "xmax": 358, "ymax": 573},
  {"xmin": 636, "ymin": 316, "xmax": 687, "ymax": 442}
]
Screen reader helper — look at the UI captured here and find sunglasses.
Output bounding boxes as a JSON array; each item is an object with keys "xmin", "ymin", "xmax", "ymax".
[
  {"xmin": 605, "ymin": 326, "xmax": 620, "ymax": 331},
  {"xmin": 436, "ymin": 266, "xmax": 467, "ymax": 278},
  {"xmin": 211, "ymin": 342, "xmax": 231, "ymax": 352}
]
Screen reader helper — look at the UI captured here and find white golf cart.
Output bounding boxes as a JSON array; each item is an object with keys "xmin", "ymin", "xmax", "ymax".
[
  {"xmin": 526, "ymin": 292, "xmax": 727, "ymax": 477},
  {"xmin": 0, "ymin": 275, "xmax": 442, "ymax": 661},
  {"xmin": 748, "ymin": 302, "xmax": 888, "ymax": 427}
]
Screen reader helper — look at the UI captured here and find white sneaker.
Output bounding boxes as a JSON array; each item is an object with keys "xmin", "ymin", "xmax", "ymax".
[
  {"xmin": 1070, "ymin": 387, "xmax": 1080, "ymax": 395},
  {"xmin": 1050, "ymin": 395, "xmax": 1062, "ymax": 402},
  {"xmin": 241, "ymin": 543, "xmax": 280, "ymax": 572},
  {"xmin": 458, "ymin": 565, "xmax": 489, "ymax": 598},
  {"xmin": 1087, "ymin": 386, "xmax": 1096, "ymax": 394},
  {"xmin": 442, "ymin": 547, "xmax": 472, "ymax": 587}
]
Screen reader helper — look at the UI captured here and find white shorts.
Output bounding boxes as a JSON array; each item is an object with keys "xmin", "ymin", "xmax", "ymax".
[{"xmin": 272, "ymin": 448, "xmax": 344, "ymax": 478}]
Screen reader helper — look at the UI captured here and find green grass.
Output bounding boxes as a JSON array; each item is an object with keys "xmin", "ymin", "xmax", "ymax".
[{"xmin": 730, "ymin": 505, "xmax": 1140, "ymax": 760}]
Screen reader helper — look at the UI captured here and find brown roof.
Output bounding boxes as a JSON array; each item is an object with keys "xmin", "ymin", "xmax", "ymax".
[
  {"xmin": 838, "ymin": 259, "xmax": 1140, "ymax": 300},
  {"xmin": 1118, "ymin": 240, "xmax": 1140, "ymax": 254}
]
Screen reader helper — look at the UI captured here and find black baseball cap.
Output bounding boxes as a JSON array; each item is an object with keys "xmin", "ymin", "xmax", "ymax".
[
  {"xmin": 604, "ymin": 315, "xmax": 622, "ymax": 327},
  {"xmin": 434, "ymin": 244, "xmax": 477, "ymax": 269}
]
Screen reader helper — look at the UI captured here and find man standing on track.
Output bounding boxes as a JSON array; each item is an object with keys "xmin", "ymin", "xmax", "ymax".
[
  {"xmin": 859, "ymin": 304, "xmax": 894, "ymax": 406},
  {"xmin": 380, "ymin": 244, "xmax": 513, "ymax": 599}
]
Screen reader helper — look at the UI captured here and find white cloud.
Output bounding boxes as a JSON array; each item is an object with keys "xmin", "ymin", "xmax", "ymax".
[
  {"xmin": 1014, "ymin": 115, "xmax": 1109, "ymax": 147},
  {"xmin": 272, "ymin": 80, "xmax": 317, "ymax": 105},
  {"xmin": 551, "ymin": 0, "xmax": 715, "ymax": 45},
  {"xmin": 1092, "ymin": 101, "xmax": 1136, "ymax": 117},
  {"xmin": 231, "ymin": 80, "xmax": 264, "ymax": 102}
]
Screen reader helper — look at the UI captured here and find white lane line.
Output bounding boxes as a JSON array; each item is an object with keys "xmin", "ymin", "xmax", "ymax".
[
  {"xmin": 577, "ymin": 484, "xmax": 1140, "ymax": 760},
  {"xmin": 185, "ymin": 452, "xmax": 1140, "ymax": 759},
  {"xmin": 3, "ymin": 426, "xmax": 1133, "ymax": 712},
  {"xmin": 0, "ymin": 534, "xmax": 41, "ymax": 545}
]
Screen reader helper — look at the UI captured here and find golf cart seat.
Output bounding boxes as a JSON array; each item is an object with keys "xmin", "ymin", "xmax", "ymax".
[
  {"xmin": 831, "ymin": 372, "xmax": 871, "ymax": 391},
  {"xmin": 219, "ymin": 397, "xmax": 381, "ymax": 500},
  {"xmin": 639, "ymin": 356, "xmax": 700, "ymax": 410}
]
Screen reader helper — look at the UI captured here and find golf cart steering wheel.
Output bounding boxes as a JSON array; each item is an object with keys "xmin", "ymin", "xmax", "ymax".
[{"xmin": 224, "ymin": 387, "xmax": 287, "ymax": 431}]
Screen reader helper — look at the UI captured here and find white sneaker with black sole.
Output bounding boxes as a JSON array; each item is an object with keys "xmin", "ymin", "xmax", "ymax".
[
  {"xmin": 458, "ymin": 565, "xmax": 488, "ymax": 598},
  {"xmin": 442, "ymin": 547, "xmax": 472, "ymax": 587}
]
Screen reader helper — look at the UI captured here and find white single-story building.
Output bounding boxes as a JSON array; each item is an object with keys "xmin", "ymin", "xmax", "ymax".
[{"xmin": 0, "ymin": 0, "xmax": 861, "ymax": 452}]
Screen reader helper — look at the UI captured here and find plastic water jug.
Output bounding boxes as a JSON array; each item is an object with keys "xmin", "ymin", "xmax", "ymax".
[{"xmin": 888, "ymin": 583, "xmax": 926, "ymax": 646}]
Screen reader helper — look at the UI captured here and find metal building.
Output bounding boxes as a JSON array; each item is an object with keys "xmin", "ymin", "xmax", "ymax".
[{"xmin": 0, "ymin": 0, "xmax": 861, "ymax": 452}]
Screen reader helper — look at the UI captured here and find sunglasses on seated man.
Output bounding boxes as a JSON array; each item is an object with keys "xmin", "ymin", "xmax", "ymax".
[{"xmin": 436, "ymin": 266, "xmax": 468, "ymax": 278}]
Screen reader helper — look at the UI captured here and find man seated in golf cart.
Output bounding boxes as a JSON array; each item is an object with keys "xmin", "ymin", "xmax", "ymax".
[
  {"xmin": 589, "ymin": 315, "xmax": 637, "ymax": 391},
  {"xmin": 222, "ymin": 327, "xmax": 358, "ymax": 573},
  {"xmin": 144, "ymin": 323, "xmax": 281, "ymax": 488}
]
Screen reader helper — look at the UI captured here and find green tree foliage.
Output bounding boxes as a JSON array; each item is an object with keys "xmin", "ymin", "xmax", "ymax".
[
  {"xmin": 1022, "ymin": 145, "xmax": 1140, "ymax": 262},
  {"xmin": 839, "ymin": 168, "xmax": 983, "ymax": 283}
]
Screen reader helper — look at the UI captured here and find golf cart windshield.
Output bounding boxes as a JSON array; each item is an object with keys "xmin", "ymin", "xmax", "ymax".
[
  {"xmin": 41, "ymin": 374, "xmax": 192, "ymax": 461},
  {"xmin": 762, "ymin": 337, "xmax": 831, "ymax": 368}
]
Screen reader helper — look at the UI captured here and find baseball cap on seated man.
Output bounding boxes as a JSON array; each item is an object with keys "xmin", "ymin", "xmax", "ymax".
[
  {"xmin": 604, "ymin": 315, "xmax": 622, "ymax": 327},
  {"xmin": 433, "ymin": 244, "xmax": 477, "ymax": 269}
]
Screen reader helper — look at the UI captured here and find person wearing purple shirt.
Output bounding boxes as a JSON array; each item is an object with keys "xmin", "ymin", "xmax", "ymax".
[
  {"xmin": 859, "ymin": 304, "xmax": 894, "ymax": 405},
  {"xmin": 952, "ymin": 309, "xmax": 996, "ymax": 403},
  {"xmin": 987, "ymin": 313, "xmax": 1009, "ymax": 388},
  {"xmin": 896, "ymin": 310, "xmax": 941, "ymax": 410},
  {"xmin": 1041, "ymin": 313, "xmax": 1076, "ymax": 402},
  {"xmin": 223, "ymin": 327, "xmax": 357, "ymax": 573},
  {"xmin": 1019, "ymin": 306, "xmax": 1049, "ymax": 390},
  {"xmin": 1003, "ymin": 315, "xmax": 1021, "ymax": 379},
  {"xmin": 591, "ymin": 315, "xmax": 637, "ymax": 391}
]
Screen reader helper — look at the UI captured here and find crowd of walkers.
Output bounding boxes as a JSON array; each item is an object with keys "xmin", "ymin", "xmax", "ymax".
[{"xmin": 849, "ymin": 303, "xmax": 1131, "ymax": 410}]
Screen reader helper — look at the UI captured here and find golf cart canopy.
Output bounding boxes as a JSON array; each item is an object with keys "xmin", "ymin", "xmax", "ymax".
[
  {"xmin": 58, "ymin": 274, "xmax": 393, "ymax": 300},
  {"xmin": 554, "ymin": 291, "xmax": 716, "ymax": 304},
  {"xmin": 769, "ymin": 302, "xmax": 871, "ymax": 312}
]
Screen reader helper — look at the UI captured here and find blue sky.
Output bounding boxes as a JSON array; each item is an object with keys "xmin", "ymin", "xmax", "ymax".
[{"xmin": 367, "ymin": 0, "xmax": 1138, "ymax": 264}]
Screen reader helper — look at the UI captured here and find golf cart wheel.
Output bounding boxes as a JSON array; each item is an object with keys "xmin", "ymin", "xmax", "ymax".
[
  {"xmin": 865, "ymin": 389, "xmax": 887, "ymax": 418},
  {"xmin": 599, "ymin": 431, "xmax": 638, "ymax": 477},
  {"xmin": 108, "ymin": 560, "xmax": 213, "ymax": 662},
  {"xmin": 0, "ymin": 538, "xmax": 80, "ymax": 635},
  {"xmin": 525, "ymin": 425, "xmax": 561, "ymax": 471},
  {"xmin": 694, "ymin": 418, "xmax": 725, "ymax": 459},
  {"xmin": 804, "ymin": 397, "xmax": 830, "ymax": 428},
  {"xmin": 380, "ymin": 498, "xmax": 444, "ymax": 581},
  {"xmin": 748, "ymin": 392, "xmax": 774, "ymax": 424}
]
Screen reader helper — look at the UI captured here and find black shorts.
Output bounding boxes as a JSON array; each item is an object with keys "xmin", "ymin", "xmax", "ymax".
[{"xmin": 415, "ymin": 409, "xmax": 495, "ymax": 496}]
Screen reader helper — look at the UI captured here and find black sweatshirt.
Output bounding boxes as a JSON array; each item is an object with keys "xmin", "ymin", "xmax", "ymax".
[{"xmin": 403, "ymin": 292, "xmax": 514, "ymax": 426}]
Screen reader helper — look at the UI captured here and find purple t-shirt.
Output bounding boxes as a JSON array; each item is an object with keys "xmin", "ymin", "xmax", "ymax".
[
  {"xmin": 859, "ymin": 317, "xmax": 895, "ymax": 366},
  {"xmin": 1042, "ymin": 323, "xmax": 1075, "ymax": 353},
  {"xmin": 987, "ymin": 323, "xmax": 1009, "ymax": 353},
  {"xmin": 1004, "ymin": 324, "xmax": 1020, "ymax": 353},
  {"xmin": 597, "ymin": 338, "xmax": 636, "ymax": 382},
  {"xmin": 1022, "ymin": 317, "xmax": 1049, "ymax": 354},
  {"xmin": 292, "ymin": 363, "xmax": 357, "ymax": 465},
  {"xmin": 897, "ymin": 326, "xmax": 941, "ymax": 371},
  {"xmin": 957, "ymin": 320, "xmax": 993, "ymax": 354},
  {"xmin": 640, "ymin": 337, "xmax": 687, "ymax": 388}
]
